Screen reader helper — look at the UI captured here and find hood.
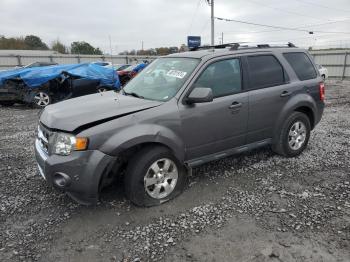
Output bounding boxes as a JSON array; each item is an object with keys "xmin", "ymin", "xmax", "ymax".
[{"xmin": 40, "ymin": 91, "xmax": 163, "ymax": 132}]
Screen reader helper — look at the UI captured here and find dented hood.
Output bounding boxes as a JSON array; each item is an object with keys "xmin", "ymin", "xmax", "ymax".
[{"xmin": 40, "ymin": 91, "xmax": 163, "ymax": 132}]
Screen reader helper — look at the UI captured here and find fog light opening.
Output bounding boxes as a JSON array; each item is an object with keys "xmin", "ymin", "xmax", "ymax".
[{"xmin": 53, "ymin": 173, "xmax": 71, "ymax": 188}]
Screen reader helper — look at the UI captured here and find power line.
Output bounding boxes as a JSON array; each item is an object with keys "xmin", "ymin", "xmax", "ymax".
[
  {"xmin": 244, "ymin": 0, "xmax": 332, "ymax": 22},
  {"xmin": 223, "ymin": 18, "xmax": 350, "ymax": 35},
  {"xmin": 215, "ymin": 16, "xmax": 350, "ymax": 34},
  {"xmin": 200, "ymin": 19, "xmax": 210, "ymax": 34},
  {"xmin": 294, "ymin": 0, "xmax": 350, "ymax": 13},
  {"xmin": 187, "ymin": 0, "xmax": 202, "ymax": 35}
]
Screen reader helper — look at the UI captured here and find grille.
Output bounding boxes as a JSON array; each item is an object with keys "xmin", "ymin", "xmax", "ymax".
[{"xmin": 37, "ymin": 124, "xmax": 52, "ymax": 155}]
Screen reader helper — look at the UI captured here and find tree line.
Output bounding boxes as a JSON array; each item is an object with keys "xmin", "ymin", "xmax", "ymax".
[
  {"xmin": 119, "ymin": 44, "xmax": 188, "ymax": 56},
  {"xmin": 0, "ymin": 35, "xmax": 190, "ymax": 56},
  {"xmin": 0, "ymin": 35, "xmax": 103, "ymax": 55}
]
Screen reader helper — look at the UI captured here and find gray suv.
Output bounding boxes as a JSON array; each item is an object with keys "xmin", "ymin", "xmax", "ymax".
[{"xmin": 35, "ymin": 43, "xmax": 325, "ymax": 206}]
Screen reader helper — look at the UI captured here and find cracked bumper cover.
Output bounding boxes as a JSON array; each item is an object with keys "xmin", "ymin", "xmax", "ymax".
[{"xmin": 35, "ymin": 139, "xmax": 117, "ymax": 205}]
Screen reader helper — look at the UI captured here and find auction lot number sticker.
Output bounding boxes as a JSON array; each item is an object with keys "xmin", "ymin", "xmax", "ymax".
[{"xmin": 166, "ymin": 70, "xmax": 187, "ymax": 79}]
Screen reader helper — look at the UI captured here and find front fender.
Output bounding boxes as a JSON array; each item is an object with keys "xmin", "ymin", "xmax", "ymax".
[{"xmin": 99, "ymin": 124, "xmax": 185, "ymax": 162}]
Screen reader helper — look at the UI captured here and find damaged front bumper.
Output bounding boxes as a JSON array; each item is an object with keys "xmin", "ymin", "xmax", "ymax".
[
  {"xmin": 0, "ymin": 87, "xmax": 22, "ymax": 102},
  {"xmin": 34, "ymin": 138, "xmax": 117, "ymax": 205}
]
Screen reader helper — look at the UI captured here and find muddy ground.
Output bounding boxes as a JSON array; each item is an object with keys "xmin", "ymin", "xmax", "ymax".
[{"xmin": 0, "ymin": 81, "xmax": 349, "ymax": 262}]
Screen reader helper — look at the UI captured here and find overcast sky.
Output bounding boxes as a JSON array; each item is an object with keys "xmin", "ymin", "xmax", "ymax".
[{"xmin": 1, "ymin": 0, "xmax": 350, "ymax": 53}]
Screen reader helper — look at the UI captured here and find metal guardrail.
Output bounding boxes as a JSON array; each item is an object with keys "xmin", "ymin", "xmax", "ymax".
[
  {"xmin": 0, "ymin": 51, "xmax": 349, "ymax": 79},
  {"xmin": 0, "ymin": 54, "xmax": 159, "ymax": 69}
]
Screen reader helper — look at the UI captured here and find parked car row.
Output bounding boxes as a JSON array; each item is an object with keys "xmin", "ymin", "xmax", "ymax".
[
  {"xmin": 0, "ymin": 58, "xmax": 326, "ymax": 110},
  {"xmin": 0, "ymin": 61, "xmax": 149, "ymax": 108}
]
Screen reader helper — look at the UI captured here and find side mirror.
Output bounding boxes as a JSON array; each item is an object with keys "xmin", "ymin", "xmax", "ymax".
[{"xmin": 186, "ymin": 87, "xmax": 213, "ymax": 104}]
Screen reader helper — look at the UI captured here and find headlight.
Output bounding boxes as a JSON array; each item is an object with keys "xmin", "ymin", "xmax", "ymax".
[{"xmin": 53, "ymin": 133, "xmax": 88, "ymax": 156}]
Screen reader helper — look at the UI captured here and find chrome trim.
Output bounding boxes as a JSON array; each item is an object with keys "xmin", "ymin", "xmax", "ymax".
[
  {"xmin": 35, "ymin": 138, "xmax": 48, "ymax": 161},
  {"xmin": 37, "ymin": 126, "xmax": 48, "ymax": 143},
  {"xmin": 37, "ymin": 164, "xmax": 46, "ymax": 180}
]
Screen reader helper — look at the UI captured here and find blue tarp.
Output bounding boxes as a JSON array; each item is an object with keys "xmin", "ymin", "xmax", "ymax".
[
  {"xmin": 0, "ymin": 63, "xmax": 120, "ymax": 89},
  {"xmin": 132, "ymin": 62, "xmax": 148, "ymax": 73}
]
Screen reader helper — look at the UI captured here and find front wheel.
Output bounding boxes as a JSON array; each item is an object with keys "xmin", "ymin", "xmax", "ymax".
[
  {"xmin": 32, "ymin": 90, "xmax": 51, "ymax": 108},
  {"xmin": 272, "ymin": 112, "xmax": 311, "ymax": 157},
  {"xmin": 124, "ymin": 146, "xmax": 187, "ymax": 207}
]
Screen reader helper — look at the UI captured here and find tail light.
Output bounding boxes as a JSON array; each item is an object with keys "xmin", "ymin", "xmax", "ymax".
[{"xmin": 319, "ymin": 82, "xmax": 325, "ymax": 101}]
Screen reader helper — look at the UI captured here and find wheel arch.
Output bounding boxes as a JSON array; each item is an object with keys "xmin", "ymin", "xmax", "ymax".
[
  {"xmin": 294, "ymin": 106, "xmax": 315, "ymax": 129},
  {"xmin": 99, "ymin": 124, "xmax": 186, "ymax": 163},
  {"xmin": 272, "ymin": 94, "xmax": 316, "ymax": 144}
]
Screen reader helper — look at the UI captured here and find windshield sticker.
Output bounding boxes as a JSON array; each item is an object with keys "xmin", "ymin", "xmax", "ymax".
[{"xmin": 166, "ymin": 70, "xmax": 187, "ymax": 79}]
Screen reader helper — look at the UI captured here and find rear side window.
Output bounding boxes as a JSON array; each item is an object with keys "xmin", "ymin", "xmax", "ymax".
[
  {"xmin": 194, "ymin": 58, "xmax": 242, "ymax": 98},
  {"xmin": 283, "ymin": 52, "xmax": 317, "ymax": 80},
  {"xmin": 247, "ymin": 55, "xmax": 285, "ymax": 89}
]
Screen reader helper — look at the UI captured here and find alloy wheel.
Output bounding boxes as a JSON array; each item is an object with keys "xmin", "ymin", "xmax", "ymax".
[
  {"xmin": 33, "ymin": 92, "xmax": 50, "ymax": 107},
  {"xmin": 288, "ymin": 121, "xmax": 307, "ymax": 150},
  {"xmin": 144, "ymin": 158, "xmax": 178, "ymax": 199}
]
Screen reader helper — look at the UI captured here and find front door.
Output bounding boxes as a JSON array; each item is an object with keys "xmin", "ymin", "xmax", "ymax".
[{"xmin": 179, "ymin": 57, "xmax": 248, "ymax": 160}]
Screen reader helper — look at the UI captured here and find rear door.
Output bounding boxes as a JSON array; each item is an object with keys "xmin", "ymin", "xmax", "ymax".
[
  {"xmin": 245, "ymin": 53, "xmax": 295, "ymax": 143},
  {"xmin": 179, "ymin": 57, "xmax": 249, "ymax": 160}
]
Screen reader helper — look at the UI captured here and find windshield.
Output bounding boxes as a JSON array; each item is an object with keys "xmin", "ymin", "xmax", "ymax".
[{"xmin": 123, "ymin": 57, "xmax": 200, "ymax": 101}]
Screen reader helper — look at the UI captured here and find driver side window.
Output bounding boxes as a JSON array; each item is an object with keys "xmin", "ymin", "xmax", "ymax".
[{"xmin": 194, "ymin": 58, "xmax": 242, "ymax": 98}]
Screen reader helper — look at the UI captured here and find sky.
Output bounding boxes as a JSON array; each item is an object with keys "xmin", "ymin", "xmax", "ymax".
[{"xmin": 1, "ymin": 0, "xmax": 350, "ymax": 53}]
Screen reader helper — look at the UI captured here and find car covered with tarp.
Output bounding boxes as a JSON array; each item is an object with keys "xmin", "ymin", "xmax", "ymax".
[{"xmin": 0, "ymin": 63, "xmax": 120, "ymax": 107}]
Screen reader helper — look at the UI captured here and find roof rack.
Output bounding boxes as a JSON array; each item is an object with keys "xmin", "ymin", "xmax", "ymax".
[
  {"xmin": 189, "ymin": 42, "xmax": 296, "ymax": 51},
  {"xmin": 189, "ymin": 42, "xmax": 241, "ymax": 51}
]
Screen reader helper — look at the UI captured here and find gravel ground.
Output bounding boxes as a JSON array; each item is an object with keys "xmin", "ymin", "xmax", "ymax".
[{"xmin": 0, "ymin": 81, "xmax": 349, "ymax": 262}]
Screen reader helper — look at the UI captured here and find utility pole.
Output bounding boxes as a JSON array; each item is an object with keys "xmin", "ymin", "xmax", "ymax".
[
  {"xmin": 108, "ymin": 35, "xmax": 113, "ymax": 64},
  {"xmin": 142, "ymin": 41, "xmax": 144, "ymax": 51},
  {"xmin": 206, "ymin": 0, "xmax": 215, "ymax": 45},
  {"xmin": 219, "ymin": 32, "xmax": 223, "ymax": 44},
  {"xmin": 211, "ymin": 0, "xmax": 214, "ymax": 46}
]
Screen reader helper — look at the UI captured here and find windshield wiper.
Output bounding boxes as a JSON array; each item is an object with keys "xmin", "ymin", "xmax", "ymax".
[{"xmin": 123, "ymin": 90, "xmax": 144, "ymax": 99}]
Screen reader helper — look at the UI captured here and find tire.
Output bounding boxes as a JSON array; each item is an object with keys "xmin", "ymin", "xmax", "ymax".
[
  {"xmin": 322, "ymin": 74, "xmax": 326, "ymax": 80},
  {"xmin": 124, "ymin": 146, "xmax": 187, "ymax": 207},
  {"xmin": 272, "ymin": 112, "xmax": 311, "ymax": 157},
  {"xmin": 32, "ymin": 90, "xmax": 52, "ymax": 108},
  {"xmin": 0, "ymin": 101, "xmax": 15, "ymax": 107},
  {"xmin": 97, "ymin": 87, "xmax": 109, "ymax": 93}
]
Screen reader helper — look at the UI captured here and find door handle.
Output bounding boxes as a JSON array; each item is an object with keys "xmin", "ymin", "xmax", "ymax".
[
  {"xmin": 229, "ymin": 102, "xmax": 242, "ymax": 109},
  {"xmin": 280, "ymin": 91, "xmax": 291, "ymax": 97}
]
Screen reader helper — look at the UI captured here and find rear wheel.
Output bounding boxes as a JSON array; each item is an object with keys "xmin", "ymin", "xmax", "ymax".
[
  {"xmin": 272, "ymin": 112, "xmax": 311, "ymax": 157},
  {"xmin": 124, "ymin": 146, "xmax": 187, "ymax": 207},
  {"xmin": 32, "ymin": 90, "xmax": 51, "ymax": 108}
]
